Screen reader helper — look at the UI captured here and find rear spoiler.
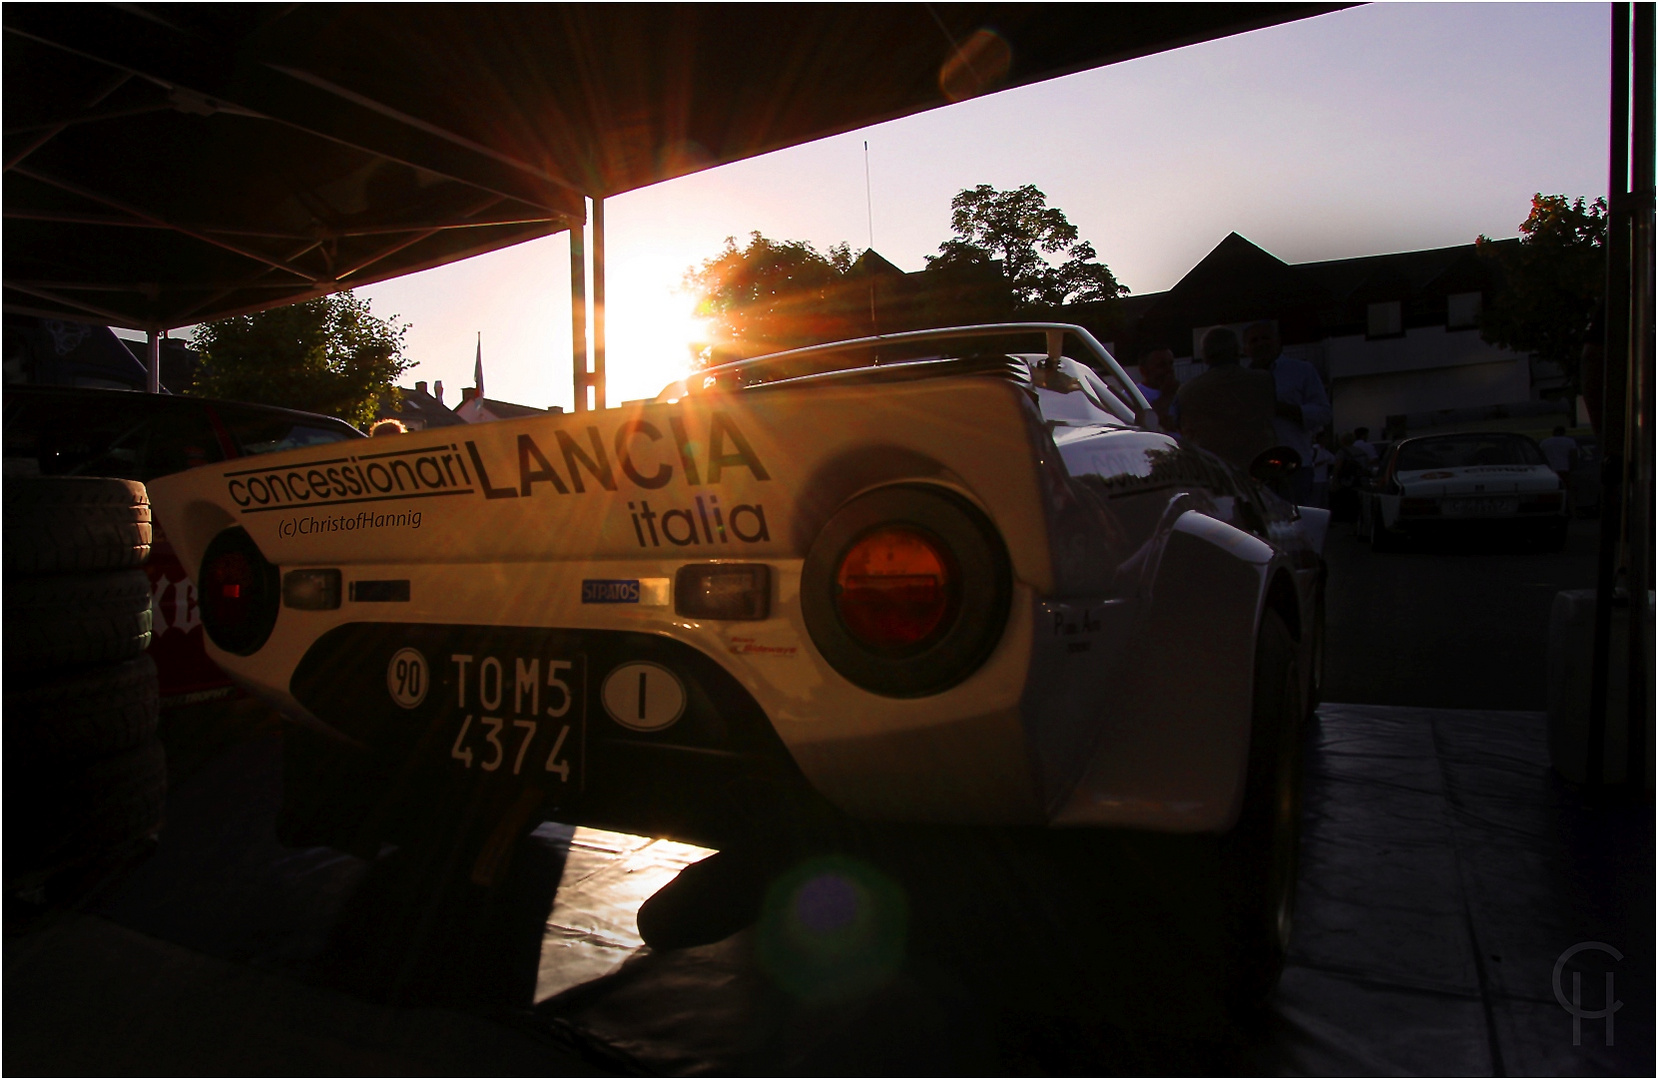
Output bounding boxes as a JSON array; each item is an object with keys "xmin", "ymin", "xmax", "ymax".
[{"xmin": 659, "ymin": 323, "xmax": 1155, "ymax": 426}]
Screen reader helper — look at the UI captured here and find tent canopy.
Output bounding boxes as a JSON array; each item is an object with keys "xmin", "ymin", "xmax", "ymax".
[{"xmin": 4, "ymin": 3, "xmax": 1339, "ymax": 330}]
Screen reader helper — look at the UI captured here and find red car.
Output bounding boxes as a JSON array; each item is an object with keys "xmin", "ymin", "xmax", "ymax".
[{"xmin": 3, "ymin": 385, "xmax": 363, "ymax": 705}]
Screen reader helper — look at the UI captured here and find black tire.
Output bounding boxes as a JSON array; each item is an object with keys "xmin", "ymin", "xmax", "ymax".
[
  {"xmin": 8, "ymin": 738, "xmax": 168, "ymax": 875},
  {"xmin": 1306, "ymin": 586, "xmax": 1326, "ymax": 722},
  {"xmin": 4, "ymin": 654, "xmax": 159, "ymax": 759},
  {"xmin": 1215, "ymin": 608, "xmax": 1304, "ymax": 1020},
  {"xmin": 3, "ymin": 568, "xmax": 153, "ymax": 672},
  {"xmin": 3, "ymin": 476, "xmax": 151, "ymax": 575}
]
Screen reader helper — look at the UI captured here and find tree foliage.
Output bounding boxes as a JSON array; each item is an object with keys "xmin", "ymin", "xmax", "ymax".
[
  {"xmin": 1476, "ymin": 193, "xmax": 1607, "ymax": 392},
  {"xmin": 684, "ymin": 232, "xmax": 854, "ymax": 363},
  {"xmin": 189, "ymin": 292, "xmax": 412, "ymax": 428},
  {"xmin": 926, "ymin": 184, "xmax": 1126, "ymax": 307},
  {"xmin": 683, "ymin": 186, "xmax": 1122, "ymax": 366}
]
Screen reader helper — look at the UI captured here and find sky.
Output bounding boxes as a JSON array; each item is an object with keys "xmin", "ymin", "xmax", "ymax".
[{"xmin": 341, "ymin": 2, "xmax": 1611, "ymax": 414}]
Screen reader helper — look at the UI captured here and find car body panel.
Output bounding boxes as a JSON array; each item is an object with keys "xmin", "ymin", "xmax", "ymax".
[{"xmin": 147, "ymin": 335, "xmax": 1326, "ymax": 840}]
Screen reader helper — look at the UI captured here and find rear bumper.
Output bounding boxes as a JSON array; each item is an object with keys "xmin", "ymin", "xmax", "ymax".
[{"xmin": 285, "ymin": 622, "xmax": 827, "ymax": 849}]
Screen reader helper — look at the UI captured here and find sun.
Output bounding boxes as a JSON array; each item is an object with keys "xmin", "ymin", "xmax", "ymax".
[{"xmin": 604, "ymin": 258, "xmax": 710, "ymax": 405}]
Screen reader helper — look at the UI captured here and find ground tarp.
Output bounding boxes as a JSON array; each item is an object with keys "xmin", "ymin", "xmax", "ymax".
[{"xmin": 5, "ymin": 703, "xmax": 1651, "ymax": 1074}]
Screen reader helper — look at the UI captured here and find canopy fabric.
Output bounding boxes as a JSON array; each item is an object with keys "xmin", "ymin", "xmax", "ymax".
[{"xmin": 3, "ymin": 3, "xmax": 1338, "ymax": 330}]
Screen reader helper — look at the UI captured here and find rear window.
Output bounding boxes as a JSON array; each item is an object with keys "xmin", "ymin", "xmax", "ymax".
[
  {"xmin": 3, "ymin": 393, "xmax": 223, "ymax": 481},
  {"xmin": 214, "ymin": 406, "xmax": 362, "ymax": 457},
  {"xmin": 1031, "ymin": 357, "xmax": 1128, "ymax": 426},
  {"xmin": 1395, "ymin": 435, "xmax": 1543, "ymax": 471}
]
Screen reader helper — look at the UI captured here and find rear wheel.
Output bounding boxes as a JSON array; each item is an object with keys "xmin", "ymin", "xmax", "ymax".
[{"xmin": 1216, "ymin": 609, "xmax": 1304, "ymax": 1018}]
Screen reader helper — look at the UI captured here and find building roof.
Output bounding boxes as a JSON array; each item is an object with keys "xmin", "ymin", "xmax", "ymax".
[
  {"xmin": 376, "ymin": 385, "xmax": 465, "ymax": 429},
  {"xmin": 454, "ymin": 395, "xmax": 550, "ymax": 424},
  {"xmin": 1105, "ymin": 232, "xmax": 1517, "ymax": 354}
]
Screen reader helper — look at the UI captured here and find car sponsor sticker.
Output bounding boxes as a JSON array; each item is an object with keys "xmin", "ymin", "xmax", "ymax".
[
  {"xmin": 726, "ymin": 634, "xmax": 799, "ymax": 658},
  {"xmin": 581, "ymin": 578, "xmax": 670, "ymax": 605}
]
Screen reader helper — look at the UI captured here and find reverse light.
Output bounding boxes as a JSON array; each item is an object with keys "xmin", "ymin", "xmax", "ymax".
[
  {"xmin": 675, "ymin": 563, "xmax": 770, "ymax": 620},
  {"xmin": 834, "ymin": 527, "xmax": 956, "ymax": 651},
  {"xmin": 283, "ymin": 568, "xmax": 342, "ymax": 610},
  {"xmin": 200, "ymin": 527, "xmax": 280, "ymax": 654}
]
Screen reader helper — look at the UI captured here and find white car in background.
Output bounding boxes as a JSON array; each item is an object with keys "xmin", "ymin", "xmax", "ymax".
[{"xmin": 1359, "ymin": 431, "xmax": 1568, "ymax": 551}]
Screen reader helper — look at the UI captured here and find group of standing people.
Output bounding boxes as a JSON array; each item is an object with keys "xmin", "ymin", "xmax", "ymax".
[{"xmin": 1134, "ymin": 321, "xmax": 1333, "ymax": 504}]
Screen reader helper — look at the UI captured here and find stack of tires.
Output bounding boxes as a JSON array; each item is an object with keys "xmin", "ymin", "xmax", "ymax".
[{"xmin": 4, "ymin": 477, "xmax": 166, "ymax": 891}]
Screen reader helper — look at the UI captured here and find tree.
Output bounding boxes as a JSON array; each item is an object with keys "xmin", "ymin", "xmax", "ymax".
[
  {"xmin": 1476, "ymin": 193, "xmax": 1607, "ymax": 394},
  {"xmin": 190, "ymin": 292, "xmax": 412, "ymax": 427},
  {"xmin": 685, "ymin": 232, "xmax": 854, "ymax": 364},
  {"xmin": 926, "ymin": 184, "xmax": 1126, "ymax": 308}
]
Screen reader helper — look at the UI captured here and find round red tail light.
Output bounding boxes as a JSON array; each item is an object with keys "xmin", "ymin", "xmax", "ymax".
[
  {"xmin": 200, "ymin": 527, "xmax": 280, "ymax": 655},
  {"xmin": 834, "ymin": 527, "xmax": 957, "ymax": 651},
  {"xmin": 801, "ymin": 485, "xmax": 1011, "ymax": 698}
]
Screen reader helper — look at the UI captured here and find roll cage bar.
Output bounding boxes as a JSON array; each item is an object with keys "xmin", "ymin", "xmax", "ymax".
[{"xmin": 663, "ymin": 323, "xmax": 1155, "ymax": 427}]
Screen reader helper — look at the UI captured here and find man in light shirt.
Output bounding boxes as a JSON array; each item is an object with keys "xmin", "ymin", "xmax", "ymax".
[
  {"xmin": 1539, "ymin": 425, "xmax": 1579, "ymax": 512},
  {"xmin": 1245, "ymin": 321, "xmax": 1332, "ymax": 504},
  {"xmin": 1539, "ymin": 425, "xmax": 1579, "ymax": 479}
]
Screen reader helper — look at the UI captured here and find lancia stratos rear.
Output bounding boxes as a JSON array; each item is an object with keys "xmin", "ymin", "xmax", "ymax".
[{"xmin": 148, "ymin": 324, "xmax": 1328, "ymax": 1000}]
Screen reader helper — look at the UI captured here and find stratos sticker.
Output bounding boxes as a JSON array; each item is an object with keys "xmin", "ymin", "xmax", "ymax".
[
  {"xmin": 581, "ymin": 579, "xmax": 669, "ymax": 605},
  {"xmin": 583, "ymin": 579, "xmax": 640, "ymax": 603},
  {"xmin": 601, "ymin": 662, "xmax": 685, "ymax": 732},
  {"xmin": 387, "ymin": 647, "xmax": 430, "ymax": 708}
]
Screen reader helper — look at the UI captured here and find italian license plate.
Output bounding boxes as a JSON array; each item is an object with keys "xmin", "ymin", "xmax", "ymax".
[
  {"xmin": 1443, "ymin": 497, "xmax": 1517, "ymax": 517},
  {"xmin": 388, "ymin": 646, "xmax": 585, "ymax": 792}
]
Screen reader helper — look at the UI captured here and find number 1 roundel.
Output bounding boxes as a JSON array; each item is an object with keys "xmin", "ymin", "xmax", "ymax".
[
  {"xmin": 387, "ymin": 647, "xmax": 429, "ymax": 709},
  {"xmin": 602, "ymin": 662, "xmax": 686, "ymax": 732}
]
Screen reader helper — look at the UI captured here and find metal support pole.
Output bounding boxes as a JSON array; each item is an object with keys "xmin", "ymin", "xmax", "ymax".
[
  {"xmin": 1588, "ymin": 2, "xmax": 1633, "ymax": 790},
  {"xmin": 593, "ymin": 195, "xmax": 607, "ymax": 411},
  {"xmin": 571, "ymin": 204, "xmax": 589, "ymax": 413},
  {"xmin": 1625, "ymin": 0, "xmax": 1654, "ymax": 793},
  {"xmin": 145, "ymin": 328, "xmax": 161, "ymax": 394}
]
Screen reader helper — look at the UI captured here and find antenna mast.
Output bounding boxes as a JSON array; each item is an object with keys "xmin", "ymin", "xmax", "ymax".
[{"xmin": 864, "ymin": 141, "xmax": 878, "ymax": 335}]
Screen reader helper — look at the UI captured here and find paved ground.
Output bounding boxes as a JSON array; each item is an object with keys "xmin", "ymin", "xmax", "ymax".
[{"xmin": 1322, "ymin": 515, "xmax": 1600, "ymax": 710}]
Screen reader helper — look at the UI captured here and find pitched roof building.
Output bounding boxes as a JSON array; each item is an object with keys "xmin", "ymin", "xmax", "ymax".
[
  {"xmin": 373, "ymin": 380, "xmax": 465, "ymax": 431},
  {"xmin": 454, "ymin": 386, "xmax": 560, "ymax": 424},
  {"xmin": 1057, "ymin": 233, "xmax": 1553, "ymax": 437}
]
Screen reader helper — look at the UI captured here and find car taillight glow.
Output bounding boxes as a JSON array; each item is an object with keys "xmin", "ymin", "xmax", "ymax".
[
  {"xmin": 835, "ymin": 527, "xmax": 956, "ymax": 650},
  {"xmin": 199, "ymin": 527, "xmax": 280, "ymax": 654},
  {"xmin": 1400, "ymin": 497, "xmax": 1440, "ymax": 516}
]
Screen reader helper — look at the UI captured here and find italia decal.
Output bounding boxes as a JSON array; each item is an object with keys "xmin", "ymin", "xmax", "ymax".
[{"xmin": 223, "ymin": 411, "xmax": 770, "ymax": 514}]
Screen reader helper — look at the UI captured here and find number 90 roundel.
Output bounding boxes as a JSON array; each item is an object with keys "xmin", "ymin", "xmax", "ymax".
[{"xmin": 387, "ymin": 647, "xmax": 428, "ymax": 709}]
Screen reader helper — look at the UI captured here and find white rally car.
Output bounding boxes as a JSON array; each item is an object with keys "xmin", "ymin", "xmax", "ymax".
[
  {"xmin": 147, "ymin": 324, "xmax": 1328, "ymax": 1009},
  {"xmin": 1359, "ymin": 431, "xmax": 1568, "ymax": 551}
]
